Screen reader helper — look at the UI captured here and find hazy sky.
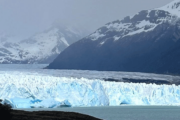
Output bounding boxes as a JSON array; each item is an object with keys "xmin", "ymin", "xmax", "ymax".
[{"xmin": 0, "ymin": 0, "xmax": 173, "ymax": 39}]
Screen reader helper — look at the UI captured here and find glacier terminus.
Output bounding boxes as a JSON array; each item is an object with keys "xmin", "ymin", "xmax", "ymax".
[{"xmin": 0, "ymin": 65, "xmax": 180, "ymax": 108}]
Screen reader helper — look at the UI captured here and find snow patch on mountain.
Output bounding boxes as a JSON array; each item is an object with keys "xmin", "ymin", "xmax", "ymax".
[
  {"xmin": 113, "ymin": 36, "xmax": 120, "ymax": 41},
  {"xmin": 122, "ymin": 20, "xmax": 158, "ymax": 37},
  {"xmin": 89, "ymin": 30, "xmax": 105, "ymax": 41}
]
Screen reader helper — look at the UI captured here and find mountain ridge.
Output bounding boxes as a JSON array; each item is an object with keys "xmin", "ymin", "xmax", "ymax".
[
  {"xmin": 47, "ymin": 0, "xmax": 180, "ymax": 74},
  {"xmin": 0, "ymin": 26, "xmax": 86, "ymax": 64}
]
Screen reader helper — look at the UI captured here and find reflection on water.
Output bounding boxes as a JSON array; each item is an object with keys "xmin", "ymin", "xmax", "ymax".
[{"xmin": 16, "ymin": 106, "xmax": 180, "ymax": 120}]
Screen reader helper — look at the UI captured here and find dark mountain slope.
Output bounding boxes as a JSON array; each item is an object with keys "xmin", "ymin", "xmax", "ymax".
[{"xmin": 47, "ymin": 1, "xmax": 180, "ymax": 74}]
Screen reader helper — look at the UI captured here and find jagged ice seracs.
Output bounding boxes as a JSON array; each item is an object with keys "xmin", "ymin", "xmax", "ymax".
[{"xmin": 0, "ymin": 71, "xmax": 180, "ymax": 108}]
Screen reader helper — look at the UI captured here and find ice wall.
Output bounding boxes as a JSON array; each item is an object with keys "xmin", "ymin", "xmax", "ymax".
[{"xmin": 0, "ymin": 73, "xmax": 180, "ymax": 108}]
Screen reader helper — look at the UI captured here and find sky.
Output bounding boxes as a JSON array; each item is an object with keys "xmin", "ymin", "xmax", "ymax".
[{"xmin": 0, "ymin": 0, "xmax": 173, "ymax": 39}]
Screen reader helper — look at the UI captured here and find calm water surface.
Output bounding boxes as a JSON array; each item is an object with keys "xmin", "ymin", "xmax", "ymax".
[{"xmin": 17, "ymin": 106, "xmax": 180, "ymax": 120}]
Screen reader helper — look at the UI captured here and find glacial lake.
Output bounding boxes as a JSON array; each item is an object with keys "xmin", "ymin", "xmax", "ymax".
[{"xmin": 17, "ymin": 106, "xmax": 180, "ymax": 120}]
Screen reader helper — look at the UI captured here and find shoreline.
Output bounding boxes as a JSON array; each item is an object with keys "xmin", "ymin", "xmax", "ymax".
[{"xmin": 14, "ymin": 105, "xmax": 180, "ymax": 111}]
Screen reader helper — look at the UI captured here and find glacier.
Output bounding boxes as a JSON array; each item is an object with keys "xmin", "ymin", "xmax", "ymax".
[{"xmin": 1, "ymin": 67, "xmax": 180, "ymax": 108}]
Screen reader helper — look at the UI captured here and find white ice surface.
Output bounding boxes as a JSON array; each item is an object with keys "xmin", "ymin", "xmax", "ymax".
[{"xmin": 0, "ymin": 65, "xmax": 180, "ymax": 108}]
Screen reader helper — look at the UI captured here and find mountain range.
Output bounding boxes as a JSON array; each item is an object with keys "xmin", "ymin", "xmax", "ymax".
[
  {"xmin": 0, "ymin": 26, "xmax": 86, "ymax": 63},
  {"xmin": 47, "ymin": 0, "xmax": 180, "ymax": 74}
]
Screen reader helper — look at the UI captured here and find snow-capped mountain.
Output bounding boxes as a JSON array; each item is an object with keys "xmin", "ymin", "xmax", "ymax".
[
  {"xmin": 0, "ymin": 34, "xmax": 22, "ymax": 63},
  {"xmin": 47, "ymin": 0, "xmax": 180, "ymax": 74},
  {"xmin": 158, "ymin": 0, "xmax": 180, "ymax": 15},
  {"xmin": 0, "ymin": 26, "xmax": 86, "ymax": 63}
]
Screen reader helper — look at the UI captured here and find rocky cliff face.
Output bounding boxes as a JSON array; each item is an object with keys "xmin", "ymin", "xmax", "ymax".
[{"xmin": 47, "ymin": 0, "xmax": 180, "ymax": 74}]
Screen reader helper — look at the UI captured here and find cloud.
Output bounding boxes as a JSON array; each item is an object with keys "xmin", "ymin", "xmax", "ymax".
[{"xmin": 0, "ymin": 0, "xmax": 172, "ymax": 39}]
